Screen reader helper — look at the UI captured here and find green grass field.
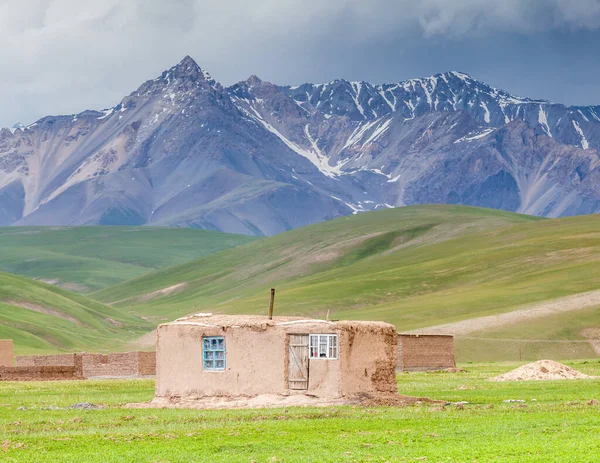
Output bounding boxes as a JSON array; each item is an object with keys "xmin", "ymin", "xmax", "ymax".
[
  {"xmin": 0, "ymin": 271, "xmax": 150, "ymax": 354},
  {"xmin": 0, "ymin": 227, "xmax": 258, "ymax": 292},
  {"xmin": 0, "ymin": 362, "xmax": 599, "ymax": 462}
]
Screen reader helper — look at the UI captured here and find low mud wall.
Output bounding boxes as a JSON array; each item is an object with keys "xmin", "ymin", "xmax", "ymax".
[
  {"xmin": 137, "ymin": 351, "xmax": 156, "ymax": 376},
  {"xmin": 16, "ymin": 353, "xmax": 76, "ymax": 367},
  {"xmin": 398, "ymin": 334, "xmax": 455, "ymax": 372},
  {"xmin": 0, "ymin": 365, "xmax": 83, "ymax": 381},
  {"xmin": 0, "ymin": 340, "xmax": 13, "ymax": 366},
  {"xmin": 81, "ymin": 353, "xmax": 139, "ymax": 378},
  {"xmin": 14, "ymin": 352, "xmax": 156, "ymax": 378}
]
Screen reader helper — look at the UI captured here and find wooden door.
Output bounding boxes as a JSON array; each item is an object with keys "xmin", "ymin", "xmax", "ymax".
[{"xmin": 288, "ymin": 334, "xmax": 309, "ymax": 390}]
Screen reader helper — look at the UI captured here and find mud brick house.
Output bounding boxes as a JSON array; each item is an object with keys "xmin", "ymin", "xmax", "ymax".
[
  {"xmin": 0, "ymin": 340, "xmax": 13, "ymax": 366},
  {"xmin": 155, "ymin": 314, "xmax": 398, "ymax": 400},
  {"xmin": 397, "ymin": 334, "xmax": 456, "ymax": 371}
]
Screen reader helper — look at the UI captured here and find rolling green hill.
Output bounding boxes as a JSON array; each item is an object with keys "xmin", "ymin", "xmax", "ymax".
[
  {"xmin": 7, "ymin": 204, "xmax": 600, "ymax": 360},
  {"xmin": 92, "ymin": 205, "xmax": 600, "ymax": 361},
  {"xmin": 94, "ymin": 205, "xmax": 541, "ymax": 319},
  {"xmin": 0, "ymin": 271, "xmax": 151, "ymax": 354},
  {"xmin": 0, "ymin": 227, "xmax": 258, "ymax": 292}
]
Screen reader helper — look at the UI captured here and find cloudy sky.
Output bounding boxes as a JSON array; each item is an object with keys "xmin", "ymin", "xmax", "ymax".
[{"xmin": 1, "ymin": 0, "xmax": 600, "ymax": 127}]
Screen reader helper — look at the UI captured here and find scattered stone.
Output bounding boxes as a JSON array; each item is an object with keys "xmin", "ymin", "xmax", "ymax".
[
  {"xmin": 69, "ymin": 402, "xmax": 103, "ymax": 410},
  {"xmin": 503, "ymin": 400, "xmax": 525, "ymax": 403},
  {"xmin": 490, "ymin": 360, "xmax": 596, "ymax": 382},
  {"xmin": 16, "ymin": 406, "xmax": 28, "ymax": 411}
]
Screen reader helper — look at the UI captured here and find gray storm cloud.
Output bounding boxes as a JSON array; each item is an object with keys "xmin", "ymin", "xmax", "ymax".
[{"xmin": 0, "ymin": 0, "xmax": 600, "ymax": 126}]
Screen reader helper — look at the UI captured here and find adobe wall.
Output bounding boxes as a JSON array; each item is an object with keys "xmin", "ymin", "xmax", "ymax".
[
  {"xmin": 16, "ymin": 354, "xmax": 76, "ymax": 367},
  {"xmin": 0, "ymin": 365, "xmax": 83, "ymax": 381},
  {"xmin": 14, "ymin": 352, "xmax": 156, "ymax": 378},
  {"xmin": 340, "ymin": 323, "xmax": 398, "ymax": 395},
  {"xmin": 137, "ymin": 351, "xmax": 157, "ymax": 376},
  {"xmin": 0, "ymin": 340, "xmax": 13, "ymax": 366},
  {"xmin": 81, "ymin": 352, "xmax": 140, "ymax": 378},
  {"xmin": 156, "ymin": 319, "xmax": 397, "ymax": 399},
  {"xmin": 398, "ymin": 334, "xmax": 455, "ymax": 372}
]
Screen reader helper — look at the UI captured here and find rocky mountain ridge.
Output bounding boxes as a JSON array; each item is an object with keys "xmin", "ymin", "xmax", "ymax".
[{"xmin": 1, "ymin": 56, "xmax": 599, "ymax": 235}]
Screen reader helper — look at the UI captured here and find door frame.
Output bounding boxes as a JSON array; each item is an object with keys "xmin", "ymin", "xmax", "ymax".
[{"xmin": 287, "ymin": 333, "xmax": 309, "ymax": 390}]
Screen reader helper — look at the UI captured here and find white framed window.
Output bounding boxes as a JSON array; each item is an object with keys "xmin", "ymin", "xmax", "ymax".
[
  {"xmin": 203, "ymin": 336, "xmax": 226, "ymax": 370},
  {"xmin": 309, "ymin": 334, "xmax": 338, "ymax": 359}
]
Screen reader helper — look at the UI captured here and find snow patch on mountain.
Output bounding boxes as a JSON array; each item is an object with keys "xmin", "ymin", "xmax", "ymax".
[{"xmin": 572, "ymin": 120, "xmax": 589, "ymax": 150}]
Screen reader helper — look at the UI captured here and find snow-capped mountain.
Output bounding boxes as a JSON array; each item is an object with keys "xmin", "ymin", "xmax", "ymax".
[{"xmin": 1, "ymin": 56, "xmax": 599, "ymax": 235}]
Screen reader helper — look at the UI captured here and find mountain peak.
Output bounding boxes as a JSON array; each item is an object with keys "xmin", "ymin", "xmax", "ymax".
[
  {"xmin": 245, "ymin": 75, "xmax": 263, "ymax": 87},
  {"xmin": 162, "ymin": 55, "xmax": 215, "ymax": 85},
  {"xmin": 178, "ymin": 55, "xmax": 199, "ymax": 68}
]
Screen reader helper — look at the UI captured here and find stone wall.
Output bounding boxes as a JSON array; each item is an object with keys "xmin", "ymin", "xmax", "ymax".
[
  {"xmin": 398, "ymin": 334, "xmax": 455, "ymax": 372},
  {"xmin": 0, "ymin": 340, "xmax": 13, "ymax": 366},
  {"xmin": 0, "ymin": 365, "xmax": 83, "ymax": 381}
]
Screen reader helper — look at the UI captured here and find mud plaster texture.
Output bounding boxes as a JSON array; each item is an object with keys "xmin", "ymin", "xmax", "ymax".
[
  {"xmin": 16, "ymin": 353, "xmax": 76, "ymax": 367},
  {"xmin": 15, "ymin": 352, "xmax": 156, "ymax": 378},
  {"xmin": 398, "ymin": 334, "xmax": 456, "ymax": 372},
  {"xmin": 0, "ymin": 340, "xmax": 13, "ymax": 366},
  {"xmin": 0, "ymin": 365, "xmax": 84, "ymax": 381},
  {"xmin": 127, "ymin": 393, "xmax": 440, "ymax": 410},
  {"xmin": 155, "ymin": 314, "xmax": 398, "ymax": 402}
]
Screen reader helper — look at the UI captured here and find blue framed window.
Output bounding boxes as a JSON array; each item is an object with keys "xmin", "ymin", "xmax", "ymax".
[{"xmin": 203, "ymin": 336, "xmax": 226, "ymax": 370}]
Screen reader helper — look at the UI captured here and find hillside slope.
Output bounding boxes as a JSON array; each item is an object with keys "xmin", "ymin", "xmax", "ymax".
[
  {"xmin": 0, "ymin": 271, "xmax": 150, "ymax": 354},
  {"xmin": 93, "ymin": 205, "xmax": 600, "ymax": 361},
  {"xmin": 0, "ymin": 227, "xmax": 258, "ymax": 292},
  {"xmin": 94, "ymin": 205, "xmax": 540, "ymax": 318}
]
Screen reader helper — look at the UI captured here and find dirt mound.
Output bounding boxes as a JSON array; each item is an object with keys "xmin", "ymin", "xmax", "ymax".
[{"xmin": 490, "ymin": 360, "xmax": 596, "ymax": 382}]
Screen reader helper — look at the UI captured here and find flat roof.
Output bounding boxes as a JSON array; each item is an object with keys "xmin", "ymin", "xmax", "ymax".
[{"xmin": 164, "ymin": 313, "xmax": 393, "ymax": 330}]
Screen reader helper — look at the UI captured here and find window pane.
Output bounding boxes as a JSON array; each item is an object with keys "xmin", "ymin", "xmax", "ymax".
[
  {"xmin": 319, "ymin": 336, "xmax": 326, "ymax": 357},
  {"xmin": 203, "ymin": 337, "xmax": 226, "ymax": 370}
]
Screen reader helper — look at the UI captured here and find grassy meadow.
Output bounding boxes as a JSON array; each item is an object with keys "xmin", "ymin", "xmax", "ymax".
[
  {"xmin": 2, "ymin": 205, "xmax": 600, "ymax": 360},
  {"xmin": 0, "ymin": 226, "xmax": 257, "ymax": 292},
  {"xmin": 0, "ymin": 271, "xmax": 150, "ymax": 354},
  {"xmin": 94, "ymin": 205, "xmax": 540, "ymax": 319},
  {"xmin": 89, "ymin": 205, "xmax": 600, "ymax": 361},
  {"xmin": 0, "ymin": 362, "xmax": 599, "ymax": 462}
]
